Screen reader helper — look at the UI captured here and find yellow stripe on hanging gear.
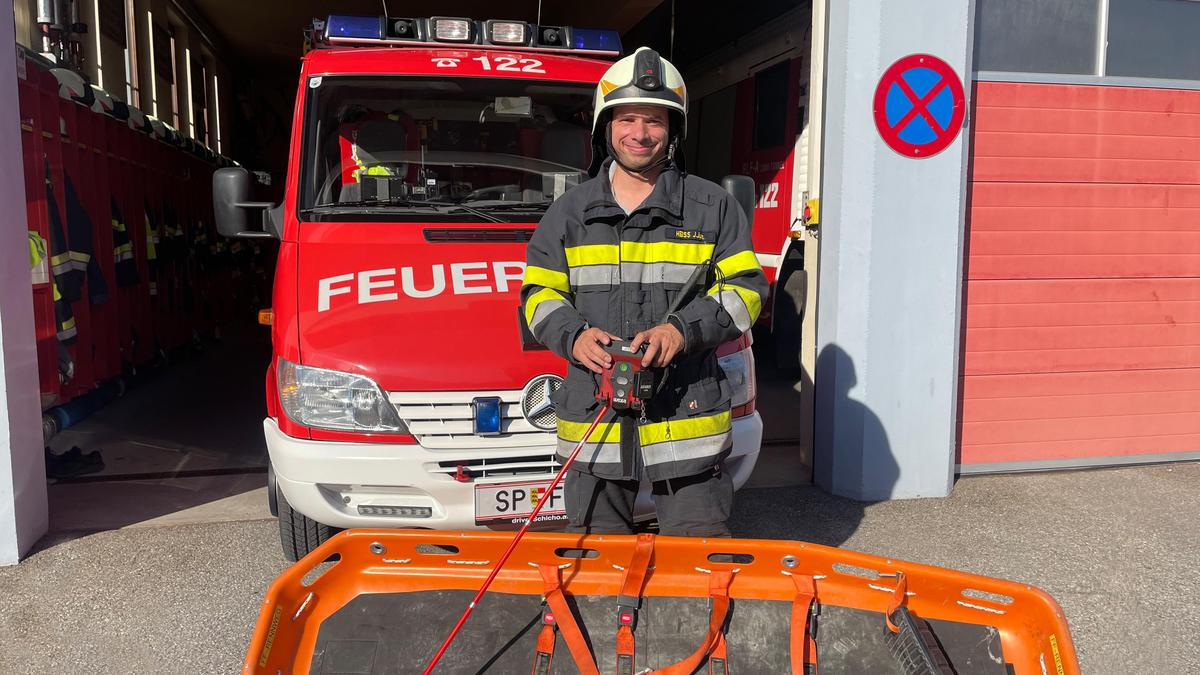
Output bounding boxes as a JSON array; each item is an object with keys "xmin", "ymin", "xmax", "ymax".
[
  {"xmin": 564, "ymin": 244, "xmax": 620, "ymax": 268},
  {"xmin": 112, "ymin": 218, "xmax": 127, "ymax": 232},
  {"xmin": 715, "ymin": 250, "xmax": 762, "ymax": 279},
  {"xmin": 524, "ymin": 287, "xmax": 571, "ymax": 327},
  {"xmin": 522, "ymin": 265, "xmax": 571, "ymax": 293},
  {"xmin": 638, "ymin": 410, "xmax": 731, "ymax": 446},
  {"xmin": 558, "ymin": 416, "xmax": 621, "ymax": 444},
  {"xmin": 620, "ymin": 240, "xmax": 715, "ymax": 265}
]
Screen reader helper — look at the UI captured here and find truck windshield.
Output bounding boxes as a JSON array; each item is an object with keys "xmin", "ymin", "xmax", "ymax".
[{"xmin": 298, "ymin": 76, "xmax": 594, "ymax": 220}]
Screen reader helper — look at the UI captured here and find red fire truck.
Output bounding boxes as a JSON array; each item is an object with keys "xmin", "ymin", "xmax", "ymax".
[{"xmin": 213, "ymin": 15, "xmax": 764, "ymax": 560}]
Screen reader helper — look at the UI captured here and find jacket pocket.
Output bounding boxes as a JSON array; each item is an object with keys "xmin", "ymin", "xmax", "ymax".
[
  {"xmin": 552, "ymin": 367, "xmax": 601, "ymax": 420},
  {"xmin": 679, "ymin": 375, "xmax": 730, "ymax": 417}
]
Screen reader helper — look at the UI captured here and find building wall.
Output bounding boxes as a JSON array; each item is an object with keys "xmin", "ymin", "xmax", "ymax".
[{"xmin": 960, "ymin": 81, "xmax": 1200, "ymax": 468}]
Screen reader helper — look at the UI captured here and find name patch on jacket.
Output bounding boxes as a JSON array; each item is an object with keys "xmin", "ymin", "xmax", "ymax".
[{"xmin": 669, "ymin": 229, "xmax": 708, "ymax": 242}]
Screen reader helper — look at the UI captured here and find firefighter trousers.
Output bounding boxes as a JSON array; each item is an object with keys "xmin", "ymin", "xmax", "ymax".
[{"xmin": 563, "ymin": 464, "xmax": 734, "ymax": 537}]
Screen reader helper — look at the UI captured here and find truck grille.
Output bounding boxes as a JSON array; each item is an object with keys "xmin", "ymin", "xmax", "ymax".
[
  {"xmin": 431, "ymin": 454, "xmax": 561, "ymax": 480},
  {"xmin": 388, "ymin": 389, "xmax": 556, "ymax": 449}
]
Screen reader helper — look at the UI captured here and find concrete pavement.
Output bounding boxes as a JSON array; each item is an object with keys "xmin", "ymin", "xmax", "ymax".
[{"xmin": 2, "ymin": 462, "xmax": 1197, "ymax": 673}]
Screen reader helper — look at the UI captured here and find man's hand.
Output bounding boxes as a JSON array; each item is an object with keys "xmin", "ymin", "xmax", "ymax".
[
  {"xmin": 631, "ymin": 323, "xmax": 685, "ymax": 368},
  {"xmin": 572, "ymin": 327, "xmax": 620, "ymax": 374}
]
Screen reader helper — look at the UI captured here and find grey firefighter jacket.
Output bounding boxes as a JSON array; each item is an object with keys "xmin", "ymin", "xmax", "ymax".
[{"xmin": 520, "ymin": 159, "xmax": 768, "ymax": 482}]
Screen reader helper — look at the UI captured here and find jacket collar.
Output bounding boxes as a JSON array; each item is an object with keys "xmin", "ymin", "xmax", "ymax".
[{"xmin": 581, "ymin": 157, "xmax": 686, "ymax": 224}]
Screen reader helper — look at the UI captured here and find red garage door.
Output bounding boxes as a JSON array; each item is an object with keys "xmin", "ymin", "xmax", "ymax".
[{"xmin": 960, "ymin": 81, "xmax": 1200, "ymax": 470}]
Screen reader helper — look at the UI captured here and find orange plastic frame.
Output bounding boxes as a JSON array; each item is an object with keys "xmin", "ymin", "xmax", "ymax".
[{"xmin": 245, "ymin": 529, "xmax": 1079, "ymax": 674}]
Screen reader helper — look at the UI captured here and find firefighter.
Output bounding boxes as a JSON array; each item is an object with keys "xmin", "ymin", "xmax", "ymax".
[{"xmin": 520, "ymin": 47, "xmax": 767, "ymax": 537}]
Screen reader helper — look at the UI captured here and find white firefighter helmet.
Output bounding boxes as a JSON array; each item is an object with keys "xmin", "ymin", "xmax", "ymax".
[
  {"xmin": 592, "ymin": 47, "xmax": 687, "ymax": 137},
  {"xmin": 589, "ymin": 47, "xmax": 688, "ymax": 174}
]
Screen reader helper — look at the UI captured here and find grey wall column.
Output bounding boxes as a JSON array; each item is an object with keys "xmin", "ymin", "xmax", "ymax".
[
  {"xmin": 0, "ymin": 35, "xmax": 49, "ymax": 564},
  {"xmin": 814, "ymin": 1, "xmax": 974, "ymax": 499}
]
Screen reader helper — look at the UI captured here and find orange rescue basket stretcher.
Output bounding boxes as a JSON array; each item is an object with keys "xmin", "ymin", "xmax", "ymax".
[{"xmin": 245, "ymin": 529, "xmax": 1079, "ymax": 674}]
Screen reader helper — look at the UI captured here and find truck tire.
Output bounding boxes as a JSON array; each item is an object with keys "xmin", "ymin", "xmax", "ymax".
[{"xmin": 277, "ymin": 485, "xmax": 336, "ymax": 562}]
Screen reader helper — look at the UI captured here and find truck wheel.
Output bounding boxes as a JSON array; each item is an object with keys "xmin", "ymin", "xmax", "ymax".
[
  {"xmin": 773, "ymin": 261, "xmax": 807, "ymax": 372},
  {"xmin": 277, "ymin": 485, "xmax": 336, "ymax": 562}
]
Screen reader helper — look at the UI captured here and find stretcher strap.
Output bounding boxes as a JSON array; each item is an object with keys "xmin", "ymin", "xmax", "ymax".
[
  {"xmin": 531, "ymin": 608, "xmax": 556, "ymax": 675},
  {"xmin": 885, "ymin": 572, "xmax": 908, "ymax": 634},
  {"xmin": 616, "ymin": 534, "xmax": 656, "ymax": 675},
  {"xmin": 789, "ymin": 574, "xmax": 819, "ymax": 675},
  {"xmin": 649, "ymin": 570, "xmax": 734, "ymax": 675},
  {"xmin": 538, "ymin": 564, "xmax": 600, "ymax": 675},
  {"xmin": 708, "ymin": 631, "xmax": 729, "ymax": 675}
]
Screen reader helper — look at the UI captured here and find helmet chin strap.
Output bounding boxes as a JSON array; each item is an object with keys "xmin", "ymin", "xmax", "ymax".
[{"xmin": 606, "ymin": 121, "xmax": 678, "ymax": 179}]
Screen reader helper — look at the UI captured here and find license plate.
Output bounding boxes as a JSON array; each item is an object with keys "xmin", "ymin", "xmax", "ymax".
[{"xmin": 474, "ymin": 479, "xmax": 567, "ymax": 525}]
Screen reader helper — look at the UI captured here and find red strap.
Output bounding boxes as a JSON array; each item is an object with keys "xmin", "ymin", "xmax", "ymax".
[
  {"xmin": 885, "ymin": 572, "xmax": 908, "ymax": 634},
  {"xmin": 616, "ymin": 534, "xmax": 656, "ymax": 675},
  {"xmin": 708, "ymin": 631, "xmax": 729, "ymax": 675},
  {"xmin": 789, "ymin": 574, "xmax": 818, "ymax": 675},
  {"xmin": 531, "ymin": 610, "xmax": 556, "ymax": 675},
  {"xmin": 538, "ymin": 565, "xmax": 601, "ymax": 675},
  {"xmin": 649, "ymin": 570, "xmax": 735, "ymax": 675}
]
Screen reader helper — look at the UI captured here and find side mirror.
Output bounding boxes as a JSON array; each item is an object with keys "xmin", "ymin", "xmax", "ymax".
[
  {"xmin": 213, "ymin": 167, "xmax": 279, "ymax": 238},
  {"xmin": 721, "ymin": 175, "xmax": 755, "ymax": 227}
]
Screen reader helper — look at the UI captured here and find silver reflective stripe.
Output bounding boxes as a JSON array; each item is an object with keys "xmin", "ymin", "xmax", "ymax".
[
  {"xmin": 57, "ymin": 326, "xmax": 77, "ymax": 341},
  {"xmin": 621, "ymin": 261, "xmax": 699, "ymax": 285},
  {"xmin": 641, "ymin": 431, "xmax": 732, "ymax": 468},
  {"xmin": 557, "ymin": 437, "xmax": 623, "ymax": 465},
  {"xmin": 569, "ymin": 264, "xmax": 619, "ymax": 288},
  {"xmin": 529, "ymin": 298, "xmax": 570, "ymax": 332},
  {"xmin": 713, "ymin": 289, "xmax": 753, "ymax": 332}
]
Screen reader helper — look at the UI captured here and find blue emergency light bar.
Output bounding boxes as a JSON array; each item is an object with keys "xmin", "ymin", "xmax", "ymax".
[{"xmin": 315, "ymin": 15, "xmax": 622, "ymax": 57}]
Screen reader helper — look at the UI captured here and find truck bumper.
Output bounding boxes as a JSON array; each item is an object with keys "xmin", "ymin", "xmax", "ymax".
[{"xmin": 266, "ymin": 412, "xmax": 763, "ymax": 530}]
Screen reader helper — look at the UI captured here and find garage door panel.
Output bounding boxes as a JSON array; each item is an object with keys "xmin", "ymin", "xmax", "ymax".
[
  {"xmin": 963, "ymin": 410, "xmax": 1200, "ymax": 444},
  {"xmin": 966, "ymin": 278, "xmax": 1200, "ymax": 304},
  {"xmin": 969, "ymin": 207, "xmax": 1200, "ymax": 233},
  {"xmin": 962, "ymin": 82, "xmax": 1200, "ymax": 466},
  {"xmin": 970, "ymin": 182, "xmax": 1200, "ymax": 208},
  {"xmin": 962, "ymin": 389, "xmax": 1200, "ymax": 422},
  {"xmin": 966, "ymin": 299, "xmax": 1200, "ymax": 328},
  {"xmin": 974, "ymin": 83, "xmax": 1200, "ymax": 115},
  {"xmin": 969, "ymin": 254, "xmax": 1200, "ymax": 279},
  {"xmin": 962, "ymin": 433, "xmax": 1200, "ymax": 464},
  {"xmin": 973, "ymin": 131, "xmax": 1200, "ymax": 162},
  {"xmin": 973, "ymin": 156, "xmax": 1200, "ymax": 184},
  {"xmin": 964, "ymin": 345, "xmax": 1200, "ymax": 376},
  {"xmin": 963, "ymin": 368, "xmax": 1200, "ymax": 399},
  {"xmin": 969, "ymin": 231, "xmax": 1200, "ymax": 256},
  {"xmin": 966, "ymin": 323, "xmax": 1200, "ymax": 352},
  {"xmin": 974, "ymin": 105, "xmax": 1200, "ymax": 137}
]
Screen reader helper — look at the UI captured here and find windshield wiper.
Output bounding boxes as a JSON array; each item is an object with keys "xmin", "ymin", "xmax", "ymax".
[
  {"xmin": 302, "ymin": 199, "xmax": 505, "ymax": 223},
  {"xmin": 421, "ymin": 200, "xmax": 506, "ymax": 224},
  {"xmin": 460, "ymin": 201, "xmax": 554, "ymax": 211}
]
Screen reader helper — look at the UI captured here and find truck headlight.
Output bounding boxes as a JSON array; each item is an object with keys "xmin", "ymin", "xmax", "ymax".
[
  {"xmin": 277, "ymin": 358, "xmax": 407, "ymax": 433},
  {"xmin": 718, "ymin": 347, "xmax": 756, "ymax": 410}
]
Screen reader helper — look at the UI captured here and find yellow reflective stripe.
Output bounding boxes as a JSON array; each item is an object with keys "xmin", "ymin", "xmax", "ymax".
[
  {"xmin": 708, "ymin": 283, "xmax": 763, "ymax": 324},
  {"xmin": 52, "ymin": 283, "xmax": 62, "ymax": 301},
  {"xmin": 715, "ymin": 250, "xmax": 761, "ymax": 278},
  {"xmin": 522, "ymin": 265, "xmax": 570, "ymax": 293},
  {"xmin": 565, "ymin": 244, "xmax": 620, "ymax": 267},
  {"xmin": 639, "ymin": 410, "xmax": 732, "ymax": 446},
  {"xmin": 621, "ymin": 240, "xmax": 715, "ymax": 265},
  {"xmin": 60, "ymin": 315, "xmax": 75, "ymax": 330},
  {"xmin": 557, "ymin": 417, "xmax": 620, "ymax": 444},
  {"xmin": 524, "ymin": 287, "xmax": 569, "ymax": 326},
  {"xmin": 50, "ymin": 252, "xmax": 71, "ymax": 266},
  {"xmin": 112, "ymin": 218, "xmax": 127, "ymax": 232}
]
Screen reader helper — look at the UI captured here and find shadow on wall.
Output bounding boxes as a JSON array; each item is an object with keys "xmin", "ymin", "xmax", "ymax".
[{"xmin": 731, "ymin": 343, "xmax": 900, "ymax": 548}]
